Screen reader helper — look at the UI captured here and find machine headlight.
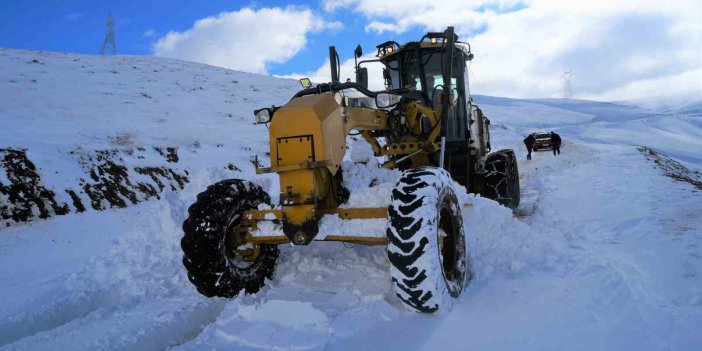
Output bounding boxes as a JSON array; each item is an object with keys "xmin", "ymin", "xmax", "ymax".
[
  {"xmin": 299, "ymin": 78, "xmax": 312, "ymax": 89},
  {"xmin": 375, "ymin": 92, "xmax": 402, "ymax": 108},
  {"xmin": 254, "ymin": 108, "xmax": 273, "ymax": 124}
]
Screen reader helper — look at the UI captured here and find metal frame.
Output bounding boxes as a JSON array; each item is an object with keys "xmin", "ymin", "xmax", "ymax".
[{"xmin": 243, "ymin": 207, "xmax": 388, "ymax": 246}]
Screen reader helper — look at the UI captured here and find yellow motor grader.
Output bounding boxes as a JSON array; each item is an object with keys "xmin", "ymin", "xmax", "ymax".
[{"xmin": 181, "ymin": 27, "xmax": 520, "ymax": 312}]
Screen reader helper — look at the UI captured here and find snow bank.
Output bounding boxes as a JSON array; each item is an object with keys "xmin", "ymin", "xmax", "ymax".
[{"xmin": 460, "ymin": 193, "xmax": 564, "ymax": 280}]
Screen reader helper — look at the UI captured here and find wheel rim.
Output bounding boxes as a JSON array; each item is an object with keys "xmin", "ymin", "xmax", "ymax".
[
  {"xmin": 437, "ymin": 198, "xmax": 464, "ymax": 297},
  {"xmin": 223, "ymin": 209, "xmax": 262, "ymax": 270}
]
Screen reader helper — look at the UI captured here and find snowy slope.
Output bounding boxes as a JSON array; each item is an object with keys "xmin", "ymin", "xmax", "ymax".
[
  {"xmin": 0, "ymin": 48, "xmax": 298, "ymax": 227},
  {"xmin": 474, "ymin": 94, "xmax": 702, "ymax": 165},
  {"xmin": 1, "ymin": 48, "xmax": 701, "ymax": 350}
]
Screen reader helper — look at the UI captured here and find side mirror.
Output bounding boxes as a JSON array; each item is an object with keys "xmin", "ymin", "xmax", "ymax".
[
  {"xmin": 356, "ymin": 67, "xmax": 368, "ymax": 89},
  {"xmin": 376, "ymin": 92, "xmax": 401, "ymax": 108},
  {"xmin": 254, "ymin": 108, "xmax": 272, "ymax": 124},
  {"xmin": 354, "ymin": 45, "xmax": 363, "ymax": 58}
]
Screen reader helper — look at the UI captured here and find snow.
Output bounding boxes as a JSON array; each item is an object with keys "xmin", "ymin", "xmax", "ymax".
[
  {"xmin": 236, "ymin": 300, "xmax": 329, "ymax": 327},
  {"xmin": 349, "ymin": 139, "xmax": 374, "ymax": 163},
  {"xmin": 0, "ymin": 48, "xmax": 297, "ymax": 212},
  {"xmin": 317, "ymin": 217, "xmax": 386, "ymax": 239},
  {"xmin": 460, "ymin": 193, "xmax": 563, "ymax": 280},
  {"xmin": 339, "ymin": 157, "xmax": 402, "ymax": 208},
  {"xmin": 250, "ymin": 220, "xmax": 283, "ymax": 237},
  {"xmin": 1, "ymin": 48, "xmax": 701, "ymax": 350}
]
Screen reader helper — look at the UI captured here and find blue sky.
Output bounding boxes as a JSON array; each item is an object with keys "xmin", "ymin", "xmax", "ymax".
[
  {"xmin": 0, "ymin": 1, "xmax": 426, "ymax": 76},
  {"xmin": 0, "ymin": 0, "xmax": 699, "ymax": 100}
]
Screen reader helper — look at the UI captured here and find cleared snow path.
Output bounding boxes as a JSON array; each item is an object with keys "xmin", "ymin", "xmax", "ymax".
[{"xmin": 1, "ymin": 139, "xmax": 700, "ymax": 350}]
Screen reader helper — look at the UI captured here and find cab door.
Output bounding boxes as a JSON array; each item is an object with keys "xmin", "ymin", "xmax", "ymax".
[{"xmin": 443, "ymin": 52, "xmax": 473, "ymax": 188}]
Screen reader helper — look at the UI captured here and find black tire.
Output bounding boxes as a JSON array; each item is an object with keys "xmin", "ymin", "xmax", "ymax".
[
  {"xmin": 386, "ymin": 167, "xmax": 469, "ymax": 313},
  {"xmin": 181, "ymin": 179, "xmax": 278, "ymax": 298},
  {"xmin": 482, "ymin": 149, "xmax": 520, "ymax": 209}
]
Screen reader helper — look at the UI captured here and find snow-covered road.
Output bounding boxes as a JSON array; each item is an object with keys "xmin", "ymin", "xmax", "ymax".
[
  {"xmin": 1, "ymin": 138, "xmax": 700, "ymax": 350},
  {"xmin": 1, "ymin": 49, "xmax": 700, "ymax": 350}
]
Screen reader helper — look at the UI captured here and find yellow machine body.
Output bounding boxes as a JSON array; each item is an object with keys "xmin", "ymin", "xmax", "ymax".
[
  {"xmin": 256, "ymin": 93, "xmax": 390, "ymax": 244},
  {"xmin": 247, "ymin": 28, "xmax": 473, "ymax": 246}
]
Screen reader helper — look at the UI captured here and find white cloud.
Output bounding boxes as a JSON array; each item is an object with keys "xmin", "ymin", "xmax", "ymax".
[
  {"xmin": 322, "ymin": 20, "xmax": 344, "ymax": 31},
  {"xmin": 152, "ymin": 7, "xmax": 341, "ymax": 75},
  {"xmin": 324, "ymin": 0, "xmax": 508, "ymax": 35},
  {"xmin": 322, "ymin": 0, "xmax": 358, "ymax": 13},
  {"xmin": 320, "ymin": 0, "xmax": 701, "ymax": 100},
  {"xmin": 278, "ymin": 54, "xmax": 386, "ymax": 90},
  {"xmin": 583, "ymin": 67, "xmax": 702, "ymax": 102},
  {"xmin": 142, "ymin": 29, "xmax": 156, "ymax": 38}
]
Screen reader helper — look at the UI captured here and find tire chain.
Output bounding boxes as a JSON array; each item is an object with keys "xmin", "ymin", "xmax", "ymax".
[{"xmin": 181, "ymin": 180, "xmax": 278, "ymax": 297}]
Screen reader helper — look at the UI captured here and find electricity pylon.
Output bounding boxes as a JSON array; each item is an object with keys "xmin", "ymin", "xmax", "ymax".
[
  {"xmin": 100, "ymin": 13, "xmax": 116, "ymax": 55},
  {"xmin": 563, "ymin": 71, "xmax": 573, "ymax": 99}
]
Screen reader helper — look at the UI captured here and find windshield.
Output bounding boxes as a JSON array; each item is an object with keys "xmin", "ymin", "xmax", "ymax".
[
  {"xmin": 383, "ymin": 48, "xmax": 467, "ymax": 141},
  {"xmin": 384, "ymin": 50, "xmax": 439, "ymax": 94}
]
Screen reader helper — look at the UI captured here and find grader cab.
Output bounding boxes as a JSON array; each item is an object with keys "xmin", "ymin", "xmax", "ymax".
[{"xmin": 181, "ymin": 27, "xmax": 520, "ymax": 312}]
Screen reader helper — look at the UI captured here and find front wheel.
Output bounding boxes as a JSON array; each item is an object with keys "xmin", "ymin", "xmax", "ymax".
[
  {"xmin": 181, "ymin": 179, "xmax": 278, "ymax": 298},
  {"xmin": 386, "ymin": 167, "xmax": 470, "ymax": 313}
]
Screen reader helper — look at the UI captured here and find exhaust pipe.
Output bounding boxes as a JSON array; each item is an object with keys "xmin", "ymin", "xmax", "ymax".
[{"xmin": 329, "ymin": 46, "xmax": 339, "ymax": 83}]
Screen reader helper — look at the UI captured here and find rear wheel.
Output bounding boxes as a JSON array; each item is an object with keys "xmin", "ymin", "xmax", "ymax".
[
  {"xmin": 482, "ymin": 149, "xmax": 520, "ymax": 209},
  {"xmin": 386, "ymin": 167, "xmax": 469, "ymax": 312},
  {"xmin": 181, "ymin": 179, "xmax": 278, "ymax": 297}
]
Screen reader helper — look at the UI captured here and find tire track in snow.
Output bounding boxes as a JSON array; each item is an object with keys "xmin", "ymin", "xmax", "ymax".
[
  {"xmin": 0, "ymin": 287, "xmax": 122, "ymax": 346},
  {"xmin": 523, "ymin": 142, "xmax": 702, "ymax": 343},
  {"xmin": 174, "ymin": 243, "xmax": 397, "ymax": 350},
  {"xmin": 1, "ymin": 297, "xmax": 226, "ymax": 351},
  {"xmin": 1, "ymin": 189, "xmax": 222, "ymax": 349}
]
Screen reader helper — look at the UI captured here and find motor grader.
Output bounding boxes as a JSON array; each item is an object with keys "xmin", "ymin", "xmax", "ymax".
[{"xmin": 181, "ymin": 27, "xmax": 520, "ymax": 312}]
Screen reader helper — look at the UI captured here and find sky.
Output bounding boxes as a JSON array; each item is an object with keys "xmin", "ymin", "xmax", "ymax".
[{"xmin": 0, "ymin": 0, "xmax": 700, "ymax": 101}]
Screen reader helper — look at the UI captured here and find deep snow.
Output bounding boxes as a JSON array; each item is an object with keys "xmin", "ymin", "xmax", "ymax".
[{"xmin": 0, "ymin": 48, "xmax": 701, "ymax": 350}]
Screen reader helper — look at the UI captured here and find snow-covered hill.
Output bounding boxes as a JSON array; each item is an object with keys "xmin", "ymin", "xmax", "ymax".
[
  {"xmin": 0, "ymin": 48, "xmax": 298, "ymax": 227},
  {"xmin": 0, "ymin": 48, "xmax": 700, "ymax": 350}
]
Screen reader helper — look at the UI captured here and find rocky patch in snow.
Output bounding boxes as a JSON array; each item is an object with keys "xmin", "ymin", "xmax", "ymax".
[
  {"xmin": 0, "ymin": 146, "xmax": 189, "ymax": 227},
  {"xmin": 639, "ymin": 146, "xmax": 702, "ymax": 190},
  {"xmin": 0, "ymin": 148, "xmax": 70, "ymax": 224}
]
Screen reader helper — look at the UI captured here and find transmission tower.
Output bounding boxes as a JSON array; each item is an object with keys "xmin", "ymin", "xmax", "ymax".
[
  {"xmin": 100, "ymin": 13, "xmax": 116, "ymax": 55},
  {"xmin": 562, "ymin": 71, "xmax": 573, "ymax": 99}
]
